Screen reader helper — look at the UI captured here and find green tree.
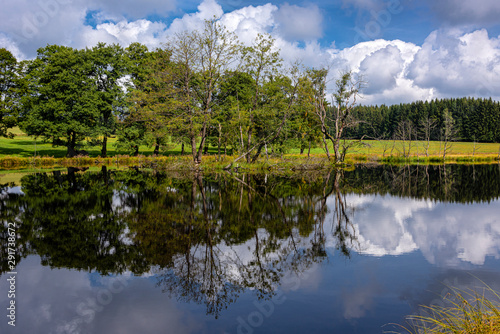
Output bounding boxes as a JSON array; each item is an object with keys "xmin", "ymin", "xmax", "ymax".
[
  {"xmin": 126, "ymin": 48, "xmax": 180, "ymax": 155},
  {"xmin": 116, "ymin": 43, "xmax": 153, "ymax": 156},
  {"xmin": 20, "ymin": 45, "xmax": 99, "ymax": 157},
  {"xmin": 168, "ymin": 19, "xmax": 240, "ymax": 164},
  {"xmin": 0, "ymin": 48, "xmax": 21, "ymax": 138},
  {"xmin": 214, "ymin": 70, "xmax": 255, "ymax": 157},
  {"xmin": 87, "ymin": 43, "xmax": 127, "ymax": 157}
]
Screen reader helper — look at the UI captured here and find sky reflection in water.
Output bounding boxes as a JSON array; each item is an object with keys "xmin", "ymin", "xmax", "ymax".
[{"xmin": 0, "ymin": 165, "xmax": 499, "ymax": 334}]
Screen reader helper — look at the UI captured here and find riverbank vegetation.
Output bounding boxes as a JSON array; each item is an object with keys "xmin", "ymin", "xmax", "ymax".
[
  {"xmin": 1, "ymin": 18, "xmax": 499, "ymax": 167},
  {"xmin": 1, "ymin": 126, "xmax": 499, "ymax": 169},
  {"xmin": 397, "ymin": 284, "xmax": 500, "ymax": 334}
]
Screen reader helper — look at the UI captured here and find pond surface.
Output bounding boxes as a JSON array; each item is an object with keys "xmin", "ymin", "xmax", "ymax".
[{"xmin": 1, "ymin": 164, "xmax": 500, "ymax": 334}]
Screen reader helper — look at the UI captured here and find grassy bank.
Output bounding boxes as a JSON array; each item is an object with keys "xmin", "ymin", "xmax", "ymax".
[
  {"xmin": 396, "ymin": 285, "xmax": 500, "ymax": 334},
  {"xmin": 1, "ymin": 128, "xmax": 499, "ymax": 169}
]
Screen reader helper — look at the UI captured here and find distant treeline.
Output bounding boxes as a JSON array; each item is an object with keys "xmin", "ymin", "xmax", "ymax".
[{"xmin": 346, "ymin": 97, "xmax": 500, "ymax": 142}]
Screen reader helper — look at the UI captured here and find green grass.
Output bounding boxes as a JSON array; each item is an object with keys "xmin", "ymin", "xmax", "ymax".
[
  {"xmin": 0, "ymin": 128, "xmax": 162, "ymax": 158},
  {"xmin": 1, "ymin": 128, "xmax": 499, "ymax": 168},
  {"xmin": 394, "ymin": 283, "xmax": 500, "ymax": 334},
  {"xmin": 288, "ymin": 140, "xmax": 500, "ymax": 158}
]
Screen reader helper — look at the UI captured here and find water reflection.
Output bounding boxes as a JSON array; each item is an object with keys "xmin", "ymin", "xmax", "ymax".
[{"xmin": 0, "ymin": 164, "xmax": 500, "ymax": 325}]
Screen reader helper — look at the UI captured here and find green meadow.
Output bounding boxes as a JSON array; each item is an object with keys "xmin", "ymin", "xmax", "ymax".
[{"xmin": 1, "ymin": 127, "xmax": 499, "ymax": 168}]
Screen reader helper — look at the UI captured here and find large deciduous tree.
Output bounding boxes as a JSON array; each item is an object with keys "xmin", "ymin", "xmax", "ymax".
[
  {"xmin": 116, "ymin": 43, "xmax": 153, "ymax": 156},
  {"xmin": 20, "ymin": 45, "xmax": 99, "ymax": 157},
  {"xmin": 0, "ymin": 48, "xmax": 21, "ymax": 138},
  {"xmin": 87, "ymin": 43, "xmax": 127, "ymax": 157},
  {"xmin": 126, "ymin": 49, "xmax": 180, "ymax": 156},
  {"xmin": 169, "ymin": 18, "xmax": 240, "ymax": 164}
]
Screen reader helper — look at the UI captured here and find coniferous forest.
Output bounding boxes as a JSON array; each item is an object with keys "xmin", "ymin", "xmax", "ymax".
[{"xmin": 346, "ymin": 97, "xmax": 500, "ymax": 143}]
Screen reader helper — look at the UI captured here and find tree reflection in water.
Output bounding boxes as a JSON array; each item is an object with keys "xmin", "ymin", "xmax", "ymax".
[{"xmin": 1, "ymin": 164, "xmax": 499, "ymax": 316}]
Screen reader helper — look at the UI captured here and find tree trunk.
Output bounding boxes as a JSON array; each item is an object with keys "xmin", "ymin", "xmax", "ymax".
[
  {"xmin": 333, "ymin": 139, "xmax": 341, "ymax": 163},
  {"xmin": 191, "ymin": 136, "xmax": 197, "ymax": 162},
  {"xmin": 195, "ymin": 121, "xmax": 208, "ymax": 164},
  {"xmin": 153, "ymin": 138, "xmax": 160, "ymax": 156},
  {"xmin": 67, "ymin": 132, "xmax": 77, "ymax": 157},
  {"xmin": 217, "ymin": 123, "xmax": 222, "ymax": 162},
  {"xmin": 101, "ymin": 135, "xmax": 108, "ymax": 157},
  {"xmin": 181, "ymin": 143, "xmax": 185, "ymax": 155},
  {"xmin": 322, "ymin": 134, "xmax": 330, "ymax": 160}
]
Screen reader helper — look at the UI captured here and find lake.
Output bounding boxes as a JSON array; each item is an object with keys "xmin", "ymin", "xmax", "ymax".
[{"xmin": 1, "ymin": 164, "xmax": 500, "ymax": 333}]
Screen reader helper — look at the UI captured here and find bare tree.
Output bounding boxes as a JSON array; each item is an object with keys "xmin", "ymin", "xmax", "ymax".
[
  {"xmin": 394, "ymin": 120, "xmax": 416, "ymax": 158},
  {"xmin": 441, "ymin": 108, "xmax": 459, "ymax": 160},
  {"xmin": 419, "ymin": 116, "xmax": 438, "ymax": 157},
  {"xmin": 309, "ymin": 69, "xmax": 364, "ymax": 163}
]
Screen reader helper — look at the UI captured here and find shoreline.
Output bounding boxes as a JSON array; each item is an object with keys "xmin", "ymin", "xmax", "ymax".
[{"xmin": 1, "ymin": 153, "xmax": 499, "ymax": 171}]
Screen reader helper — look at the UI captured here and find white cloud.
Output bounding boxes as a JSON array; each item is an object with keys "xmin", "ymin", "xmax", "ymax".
[
  {"xmin": 406, "ymin": 200, "xmax": 500, "ymax": 266},
  {"xmin": 0, "ymin": 33, "xmax": 25, "ymax": 60},
  {"xmin": 220, "ymin": 3, "xmax": 277, "ymax": 45},
  {"xmin": 166, "ymin": 0, "xmax": 224, "ymax": 35},
  {"xmin": 343, "ymin": 193, "xmax": 500, "ymax": 267},
  {"xmin": 407, "ymin": 29, "xmax": 500, "ymax": 97},
  {"xmin": 79, "ymin": 20, "xmax": 168, "ymax": 51},
  {"xmin": 0, "ymin": 0, "xmax": 88, "ymax": 58},
  {"xmin": 273, "ymin": 3, "xmax": 323, "ymax": 41},
  {"xmin": 359, "ymin": 45, "xmax": 404, "ymax": 94},
  {"xmin": 0, "ymin": 255, "xmax": 202, "ymax": 333},
  {"xmin": 1, "ymin": 0, "xmax": 500, "ymax": 105}
]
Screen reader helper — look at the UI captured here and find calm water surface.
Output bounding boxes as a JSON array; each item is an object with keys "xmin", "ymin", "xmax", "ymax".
[{"xmin": 1, "ymin": 164, "xmax": 500, "ymax": 334}]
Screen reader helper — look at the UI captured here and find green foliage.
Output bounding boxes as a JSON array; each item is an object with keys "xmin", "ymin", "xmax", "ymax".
[
  {"xmin": 86, "ymin": 43, "xmax": 127, "ymax": 157},
  {"xmin": 20, "ymin": 45, "xmax": 100, "ymax": 157},
  {"xmin": 347, "ymin": 97, "xmax": 500, "ymax": 143},
  {"xmin": 0, "ymin": 48, "xmax": 23, "ymax": 138}
]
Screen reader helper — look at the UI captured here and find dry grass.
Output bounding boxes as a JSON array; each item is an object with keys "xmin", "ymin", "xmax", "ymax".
[
  {"xmin": 1, "ymin": 128, "xmax": 499, "ymax": 168},
  {"xmin": 394, "ymin": 283, "xmax": 500, "ymax": 334}
]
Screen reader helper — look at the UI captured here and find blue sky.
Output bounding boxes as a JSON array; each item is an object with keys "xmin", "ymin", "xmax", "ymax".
[{"xmin": 1, "ymin": 0, "xmax": 500, "ymax": 105}]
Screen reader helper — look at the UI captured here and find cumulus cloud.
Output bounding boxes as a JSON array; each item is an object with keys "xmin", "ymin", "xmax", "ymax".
[
  {"xmin": 79, "ymin": 20, "xmax": 168, "ymax": 51},
  {"xmin": 166, "ymin": 0, "xmax": 224, "ymax": 34},
  {"xmin": 0, "ymin": 33, "xmax": 25, "ymax": 60},
  {"xmin": 0, "ymin": 0, "xmax": 88, "ymax": 57},
  {"xmin": 273, "ymin": 3, "xmax": 323, "ymax": 41},
  {"xmin": 1, "ymin": 0, "xmax": 500, "ymax": 104},
  {"xmin": 220, "ymin": 3, "xmax": 277, "ymax": 44},
  {"xmin": 407, "ymin": 29, "xmax": 500, "ymax": 97},
  {"xmin": 342, "ymin": 280, "xmax": 382, "ymax": 319},
  {"xmin": 359, "ymin": 45, "xmax": 404, "ymax": 94},
  {"xmin": 405, "ymin": 200, "xmax": 500, "ymax": 266}
]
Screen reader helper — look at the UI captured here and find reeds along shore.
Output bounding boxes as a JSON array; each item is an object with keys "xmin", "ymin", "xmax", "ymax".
[
  {"xmin": 0, "ymin": 152, "xmax": 499, "ymax": 171},
  {"xmin": 395, "ymin": 285, "xmax": 500, "ymax": 334}
]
